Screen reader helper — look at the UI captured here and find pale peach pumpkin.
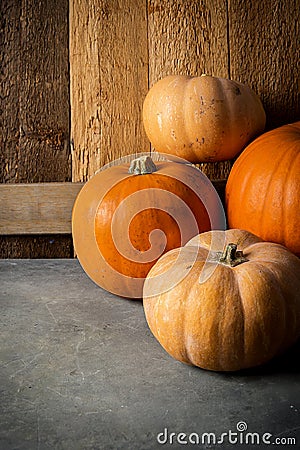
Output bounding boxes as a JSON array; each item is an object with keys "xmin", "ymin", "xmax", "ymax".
[
  {"xmin": 143, "ymin": 229, "xmax": 300, "ymax": 371},
  {"xmin": 143, "ymin": 74, "xmax": 266, "ymax": 162}
]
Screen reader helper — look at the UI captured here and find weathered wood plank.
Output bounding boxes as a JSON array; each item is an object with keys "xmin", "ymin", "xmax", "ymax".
[
  {"xmin": 147, "ymin": 0, "xmax": 229, "ymax": 83},
  {"xmin": 0, "ymin": 0, "xmax": 71, "ymax": 257},
  {"xmin": 0, "ymin": 183, "xmax": 83, "ymax": 235},
  {"xmin": 147, "ymin": 0, "xmax": 232, "ymax": 181},
  {"xmin": 0, "ymin": 0, "xmax": 71, "ymax": 183},
  {"xmin": 0, "ymin": 0, "xmax": 21, "ymax": 183},
  {"xmin": 228, "ymin": 0, "xmax": 300, "ymax": 129},
  {"xmin": 70, "ymin": 0, "xmax": 149, "ymax": 182}
]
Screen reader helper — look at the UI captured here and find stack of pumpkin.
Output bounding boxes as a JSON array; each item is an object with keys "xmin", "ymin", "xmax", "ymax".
[{"xmin": 72, "ymin": 74, "xmax": 300, "ymax": 372}]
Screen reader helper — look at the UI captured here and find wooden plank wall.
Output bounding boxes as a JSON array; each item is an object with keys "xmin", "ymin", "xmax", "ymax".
[
  {"xmin": 70, "ymin": 0, "xmax": 233, "ymax": 182},
  {"xmin": 1, "ymin": 0, "xmax": 300, "ymax": 258},
  {"xmin": 228, "ymin": 0, "xmax": 299, "ymax": 129},
  {"xmin": 70, "ymin": 0, "xmax": 149, "ymax": 181},
  {"xmin": 70, "ymin": 0, "xmax": 300, "ymax": 184}
]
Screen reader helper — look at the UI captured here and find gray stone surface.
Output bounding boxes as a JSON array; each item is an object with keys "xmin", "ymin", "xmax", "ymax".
[{"xmin": 0, "ymin": 259, "xmax": 299, "ymax": 450}]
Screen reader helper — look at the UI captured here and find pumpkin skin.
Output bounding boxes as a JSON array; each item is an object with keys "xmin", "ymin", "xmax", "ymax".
[
  {"xmin": 143, "ymin": 229, "xmax": 300, "ymax": 371},
  {"xmin": 226, "ymin": 122, "xmax": 300, "ymax": 256},
  {"xmin": 142, "ymin": 74, "xmax": 266, "ymax": 163},
  {"xmin": 72, "ymin": 154, "xmax": 225, "ymax": 299}
]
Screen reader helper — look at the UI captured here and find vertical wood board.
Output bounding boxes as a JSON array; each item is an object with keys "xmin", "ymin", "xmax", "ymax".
[
  {"xmin": 228, "ymin": 0, "xmax": 300, "ymax": 128},
  {"xmin": 1, "ymin": 0, "xmax": 71, "ymax": 183},
  {"xmin": 0, "ymin": 0, "xmax": 71, "ymax": 258},
  {"xmin": 147, "ymin": 0, "xmax": 229, "ymax": 84},
  {"xmin": 70, "ymin": 0, "xmax": 150, "ymax": 182}
]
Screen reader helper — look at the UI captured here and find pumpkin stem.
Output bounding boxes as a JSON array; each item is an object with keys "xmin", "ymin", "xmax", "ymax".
[
  {"xmin": 219, "ymin": 243, "xmax": 248, "ymax": 267},
  {"xmin": 128, "ymin": 155, "xmax": 157, "ymax": 175}
]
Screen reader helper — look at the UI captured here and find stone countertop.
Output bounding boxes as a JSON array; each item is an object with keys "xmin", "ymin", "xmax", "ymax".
[{"xmin": 1, "ymin": 259, "xmax": 299, "ymax": 449}]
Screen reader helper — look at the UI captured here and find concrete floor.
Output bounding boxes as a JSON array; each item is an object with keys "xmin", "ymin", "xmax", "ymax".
[{"xmin": 0, "ymin": 259, "xmax": 300, "ymax": 450}]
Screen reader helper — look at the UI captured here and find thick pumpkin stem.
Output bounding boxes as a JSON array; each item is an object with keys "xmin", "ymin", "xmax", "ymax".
[
  {"xmin": 219, "ymin": 243, "xmax": 248, "ymax": 267},
  {"xmin": 128, "ymin": 155, "xmax": 157, "ymax": 175}
]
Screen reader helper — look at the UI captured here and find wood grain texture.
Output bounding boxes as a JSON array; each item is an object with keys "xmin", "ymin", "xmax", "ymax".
[
  {"xmin": 0, "ymin": 183, "xmax": 83, "ymax": 235},
  {"xmin": 228, "ymin": 0, "xmax": 300, "ymax": 129},
  {"xmin": 147, "ymin": 0, "xmax": 232, "ymax": 181},
  {"xmin": 1, "ymin": 0, "xmax": 71, "ymax": 257},
  {"xmin": 0, "ymin": 0, "xmax": 71, "ymax": 183},
  {"xmin": 147, "ymin": 0, "xmax": 229, "ymax": 83},
  {"xmin": 70, "ymin": 0, "xmax": 149, "ymax": 182}
]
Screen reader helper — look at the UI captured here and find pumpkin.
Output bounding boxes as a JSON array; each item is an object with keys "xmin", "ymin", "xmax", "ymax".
[
  {"xmin": 226, "ymin": 122, "xmax": 300, "ymax": 256},
  {"xmin": 72, "ymin": 154, "xmax": 225, "ymax": 298},
  {"xmin": 143, "ymin": 229, "xmax": 300, "ymax": 371},
  {"xmin": 142, "ymin": 74, "xmax": 266, "ymax": 163}
]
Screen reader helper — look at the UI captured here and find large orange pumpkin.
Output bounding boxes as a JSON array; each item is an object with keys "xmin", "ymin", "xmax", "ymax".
[
  {"xmin": 143, "ymin": 229, "xmax": 300, "ymax": 371},
  {"xmin": 143, "ymin": 74, "xmax": 266, "ymax": 163},
  {"xmin": 72, "ymin": 154, "xmax": 225, "ymax": 298},
  {"xmin": 226, "ymin": 122, "xmax": 300, "ymax": 256}
]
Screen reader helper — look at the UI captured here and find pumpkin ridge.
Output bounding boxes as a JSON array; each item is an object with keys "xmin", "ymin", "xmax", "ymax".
[
  {"xmin": 237, "ymin": 267, "xmax": 271, "ymax": 366},
  {"xmin": 182, "ymin": 77, "xmax": 195, "ymax": 160},
  {"xmin": 235, "ymin": 261, "xmax": 287, "ymax": 365},
  {"xmin": 152, "ymin": 287, "xmax": 167, "ymax": 349},
  {"xmin": 230, "ymin": 231, "xmax": 263, "ymax": 250},
  {"xmin": 283, "ymin": 149, "xmax": 300, "ymax": 250},
  {"xmin": 182, "ymin": 275, "xmax": 200, "ymax": 365},
  {"xmin": 220, "ymin": 269, "xmax": 245, "ymax": 370},
  {"xmin": 257, "ymin": 145, "xmax": 287, "ymax": 242},
  {"xmin": 247, "ymin": 260, "xmax": 291, "ymax": 354},
  {"xmin": 265, "ymin": 144, "xmax": 299, "ymax": 245},
  {"xmin": 158, "ymin": 274, "xmax": 194, "ymax": 363},
  {"xmin": 184, "ymin": 263, "xmax": 244, "ymax": 370},
  {"xmin": 168, "ymin": 76, "xmax": 188, "ymax": 156},
  {"xmin": 250, "ymin": 255, "xmax": 300, "ymax": 347},
  {"xmin": 238, "ymin": 241, "xmax": 300, "ymax": 267},
  {"xmin": 218, "ymin": 78, "xmax": 239, "ymax": 157},
  {"xmin": 201, "ymin": 263, "xmax": 245, "ymax": 371},
  {"xmin": 182, "ymin": 266, "xmax": 211, "ymax": 366},
  {"xmin": 234, "ymin": 274, "xmax": 246, "ymax": 369},
  {"xmin": 281, "ymin": 149, "xmax": 298, "ymax": 248}
]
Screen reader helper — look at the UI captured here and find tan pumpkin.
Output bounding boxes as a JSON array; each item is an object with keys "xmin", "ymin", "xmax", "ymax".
[
  {"xmin": 143, "ymin": 74, "xmax": 266, "ymax": 163},
  {"xmin": 143, "ymin": 229, "xmax": 300, "ymax": 371},
  {"xmin": 72, "ymin": 154, "xmax": 225, "ymax": 299}
]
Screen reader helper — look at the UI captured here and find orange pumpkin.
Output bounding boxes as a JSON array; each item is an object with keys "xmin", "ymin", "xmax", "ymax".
[
  {"xmin": 143, "ymin": 74, "xmax": 266, "ymax": 162},
  {"xmin": 143, "ymin": 229, "xmax": 300, "ymax": 371},
  {"xmin": 72, "ymin": 154, "xmax": 225, "ymax": 298},
  {"xmin": 226, "ymin": 122, "xmax": 300, "ymax": 256}
]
